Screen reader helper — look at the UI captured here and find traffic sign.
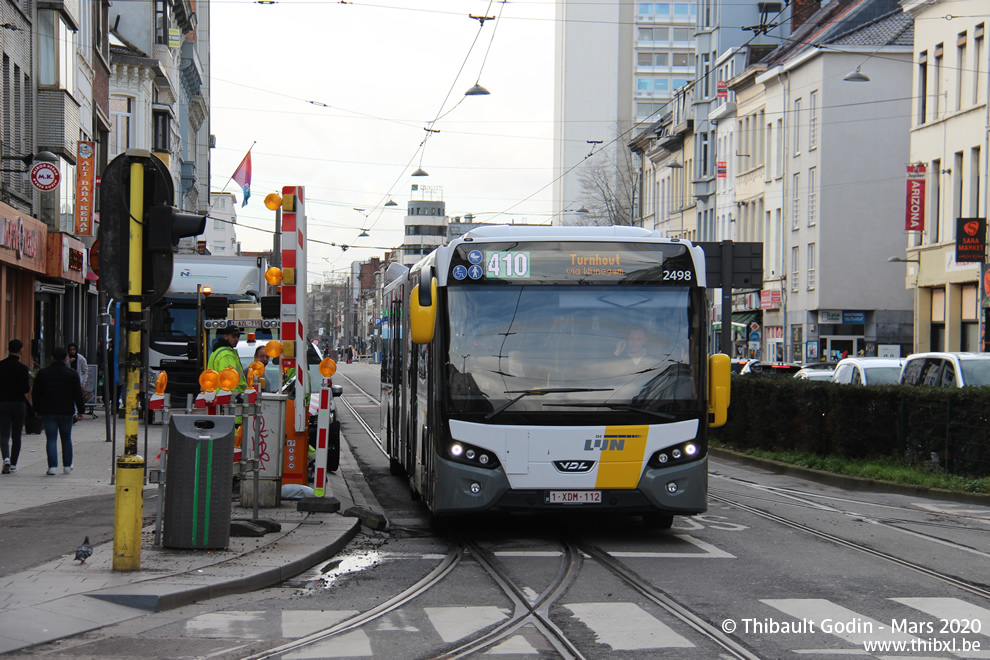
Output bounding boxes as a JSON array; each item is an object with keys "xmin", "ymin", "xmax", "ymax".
[{"xmin": 31, "ymin": 162, "xmax": 60, "ymax": 191}]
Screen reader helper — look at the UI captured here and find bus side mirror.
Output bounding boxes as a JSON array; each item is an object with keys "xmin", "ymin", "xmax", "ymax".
[
  {"xmin": 417, "ymin": 267, "xmax": 433, "ymax": 307},
  {"xmin": 410, "ymin": 277, "xmax": 437, "ymax": 345},
  {"xmin": 708, "ymin": 353, "xmax": 730, "ymax": 427}
]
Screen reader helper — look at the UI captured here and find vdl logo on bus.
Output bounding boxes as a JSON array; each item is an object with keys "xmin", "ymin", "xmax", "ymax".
[{"xmin": 553, "ymin": 460, "xmax": 595, "ymax": 473}]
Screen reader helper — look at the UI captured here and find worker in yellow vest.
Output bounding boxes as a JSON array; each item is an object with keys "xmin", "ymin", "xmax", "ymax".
[{"xmin": 207, "ymin": 324, "xmax": 247, "ymax": 394}]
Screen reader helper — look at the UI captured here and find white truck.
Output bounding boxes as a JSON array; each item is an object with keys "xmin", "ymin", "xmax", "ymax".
[{"xmin": 149, "ymin": 255, "xmax": 269, "ymax": 407}]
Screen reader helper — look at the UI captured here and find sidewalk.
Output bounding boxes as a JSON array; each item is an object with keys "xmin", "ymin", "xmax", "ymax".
[{"xmin": 0, "ymin": 410, "xmax": 366, "ymax": 655}]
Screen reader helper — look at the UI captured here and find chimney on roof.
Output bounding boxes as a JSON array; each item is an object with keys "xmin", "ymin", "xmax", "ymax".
[{"xmin": 791, "ymin": 0, "xmax": 820, "ymax": 31}]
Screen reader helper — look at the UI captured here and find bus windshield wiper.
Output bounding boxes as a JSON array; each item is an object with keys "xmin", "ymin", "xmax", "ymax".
[
  {"xmin": 485, "ymin": 388, "xmax": 614, "ymax": 420},
  {"xmin": 543, "ymin": 402, "xmax": 676, "ymax": 421}
]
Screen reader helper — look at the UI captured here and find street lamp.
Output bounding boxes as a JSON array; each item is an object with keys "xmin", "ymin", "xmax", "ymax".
[
  {"xmin": 887, "ymin": 256, "xmax": 920, "ymax": 263},
  {"xmin": 843, "ymin": 66, "xmax": 870, "ymax": 82}
]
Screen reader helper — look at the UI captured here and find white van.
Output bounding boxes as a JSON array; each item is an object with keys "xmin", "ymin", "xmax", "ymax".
[
  {"xmin": 831, "ymin": 357, "xmax": 903, "ymax": 386},
  {"xmin": 899, "ymin": 352, "xmax": 990, "ymax": 388}
]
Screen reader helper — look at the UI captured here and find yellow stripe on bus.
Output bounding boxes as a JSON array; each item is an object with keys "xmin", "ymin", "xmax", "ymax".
[{"xmin": 594, "ymin": 425, "xmax": 648, "ymax": 489}]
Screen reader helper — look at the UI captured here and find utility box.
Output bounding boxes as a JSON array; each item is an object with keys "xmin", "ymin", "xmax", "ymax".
[
  {"xmin": 240, "ymin": 393, "xmax": 286, "ymax": 508},
  {"xmin": 164, "ymin": 415, "xmax": 236, "ymax": 549}
]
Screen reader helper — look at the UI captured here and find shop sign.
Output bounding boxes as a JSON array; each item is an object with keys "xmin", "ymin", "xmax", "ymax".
[
  {"xmin": 716, "ymin": 80, "xmax": 727, "ymax": 98},
  {"xmin": 0, "ymin": 203, "xmax": 46, "ymax": 274},
  {"xmin": 760, "ymin": 289, "xmax": 781, "ymax": 309},
  {"xmin": 842, "ymin": 310, "xmax": 865, "ymax": 324},
  {"xmin": 818, "ymin": 310, "xmax": 842, "ymax": 324},
  {"xmin": 955, "ymin": 217, "xmax": 987, "ymax": 264},
  {"xmin": 68, "ymin": 248, "xmax": 83, "ymax": 272},
  {"xmin": 905, "ymin": 164, "xmax": 926, "ymax": 231},
  {"xmin": 74, "ymin": 141, "xmax": 96, "ymax": 237},
  {"xmin": 2, "ymin": 216, "xmax": 40, "ymax": 260},
  {"xmin": 54, "ymin": 234, "xmax": 86, "ymax": 283}
]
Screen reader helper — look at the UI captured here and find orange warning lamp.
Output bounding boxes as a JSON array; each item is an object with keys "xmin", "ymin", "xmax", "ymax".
[
  {"xmin": 264, "ymin": 192, "xmax": 283, "ymax": 211},
  {"xmin": 249, "ymin": 360, "xmax": 266, "ymax": 377},
  {"xmin": 202, "ymin": 286, "xmax": 211, "ymax": 296},
  {"xmin": 218, "ymin": 367, "xmax": 240, "ymax": 391},
  {"xmin": 246, "ymin": 370, "xmax": 256, "ymax": 389},
  {"xmin": 235, "ymin": 425, "xmax": 243, "ymax": 449},
  {"xmin": 318, "ymin": 357, "xmax": 337, "ymax": 378},
  {"xmin": 265, "ymin": 340, "xmax": 283, "ymax": 358},
  {"xmin": 199, "ymin": 369, "xmax": 219, "ymax": 393},
  {"xmin": 155, "ymin": 371, "xmax": 168, "ymax": 396},
  {"xmin": 265, "ymin": 267, "xmax": 283, "ymax": 286}
]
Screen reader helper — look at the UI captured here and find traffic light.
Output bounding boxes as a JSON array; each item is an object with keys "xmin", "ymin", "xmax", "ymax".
[{"xmin": 98, "ymin": 149, "xmax": 206, "ymax": 306}]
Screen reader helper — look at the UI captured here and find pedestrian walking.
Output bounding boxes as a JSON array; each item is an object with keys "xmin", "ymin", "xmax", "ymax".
[
  {"xmin": 31, "ymin": 347, "xmax": 85, "ymax": 475},
  {"xmin": 67, "ymin": 343, "xmax": 89, "ymax": 390},
  {"xmin": 0, "ymin": 339, "xmax": 30, "ymax": 474}
]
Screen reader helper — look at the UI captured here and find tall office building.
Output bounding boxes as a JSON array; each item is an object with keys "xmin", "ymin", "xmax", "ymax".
[{"xmin": 553, "ymin": 0, "xmax": 698, "ymax": 223}]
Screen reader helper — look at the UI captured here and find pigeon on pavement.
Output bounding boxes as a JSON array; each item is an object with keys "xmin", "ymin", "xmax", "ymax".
[{"xmin": 74, "ymin": 536, "xmax": 93, "ymax": 564}]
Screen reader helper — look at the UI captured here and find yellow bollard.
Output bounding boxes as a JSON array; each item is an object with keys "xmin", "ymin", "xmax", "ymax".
[{"xmin": 113, "ymin": 454, "xmax": 145, "ymax": 570}]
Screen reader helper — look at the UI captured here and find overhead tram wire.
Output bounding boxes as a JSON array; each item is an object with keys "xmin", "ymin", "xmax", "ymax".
[
  {"xmin": 362, "ymin": 0, "xmax": 508, "ymax": 237},
  {"xmin": 491, "ymin": 0, "xmax": 848, "ymax": 222}
]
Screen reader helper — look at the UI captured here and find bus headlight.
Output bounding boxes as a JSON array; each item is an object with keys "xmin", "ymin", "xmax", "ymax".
[
  {"xmin": 648, "ymin": 441, "xmax": 704, "ymax": 469},
  {"xmin": 443, "ymin": 441, "xmax": 500, "ymax": 469}
]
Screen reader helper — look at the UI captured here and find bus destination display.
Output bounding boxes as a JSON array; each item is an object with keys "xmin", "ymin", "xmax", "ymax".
[{"xmin": 449, "ymin": 241, "xmax": 696, "ymax": 285}]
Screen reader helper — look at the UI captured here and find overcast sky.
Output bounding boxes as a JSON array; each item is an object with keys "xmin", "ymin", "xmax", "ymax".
[{"xmin": 208, "ymin": 0, "xmax": 557, "ymax": 283}]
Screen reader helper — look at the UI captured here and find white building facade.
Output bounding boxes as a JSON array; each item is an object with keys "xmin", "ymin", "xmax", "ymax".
[{"xmin": 899, "ymin": 0, "xmax": 988, "ymax": 353}]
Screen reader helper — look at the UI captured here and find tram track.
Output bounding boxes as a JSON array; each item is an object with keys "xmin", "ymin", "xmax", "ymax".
[
  {"xmin": 709, "ymin": 492, "xmax": 990, "ymax": 602},
  {"xmin": 317, "ymin": 369, "xmax": 990, "ymax": 659},
  {"xmin": 240, "ymin": 545, "xmax": 464, "ymax": 660}
]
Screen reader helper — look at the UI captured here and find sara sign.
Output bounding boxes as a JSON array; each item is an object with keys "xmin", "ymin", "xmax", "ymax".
[
  {"xmin": 905, "ymin": 164, "xmax": 926, "ymax": 231},
  {"xmin": 955, "ymin": 217, "xmax": 987, "ymax": 263}
]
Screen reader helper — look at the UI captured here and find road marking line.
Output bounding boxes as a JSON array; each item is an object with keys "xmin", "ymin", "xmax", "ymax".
[{"xmin": 563, "ymin": 602, "xmax": 694, "ymax": 650}]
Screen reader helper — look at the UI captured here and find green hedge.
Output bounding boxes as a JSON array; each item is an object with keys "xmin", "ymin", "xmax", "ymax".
[{"xmin": 710, "ymin": 378, "xmax": 990, "ymax": 478}]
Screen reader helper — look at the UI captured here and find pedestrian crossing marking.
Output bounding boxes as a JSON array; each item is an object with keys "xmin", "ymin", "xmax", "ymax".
[
  {"xmin": 892, "ymin": 598, "xmax": 990, "ymax": 637},
  {"xmin": 913, "ymin": 503, "xmax": 990, "ymax": 523},
  {"xmin": 563, "ymin": 602, "xmax": 694, "ymax": 650},
  {"xmin": 281, "ymin": 610, "xmax": 358, "ymax": 638},
  {"xmin": 608, "ymin": 534, "xmax": 735, "ymax": 558},
  {"xmin": 485, "ymin": 634, "xmax": 539, "ymax": 654},
  {"xmin": 185, "ymin": 611, "xmax": 268, "ymax": 639},
  {"xmin": 375, "ymin": 610, "xmax": 421, "ymax": 632},
  {"xmin": 761, "ymin": 599, "xmax": 918, "ymax": 646},
  {"xmin": 283, "ymin": 630, "xmax": 372, "ymax": 658},
  {"xmin": 424, "ymin": 605, "xmax": 510, "ymax": 643}
]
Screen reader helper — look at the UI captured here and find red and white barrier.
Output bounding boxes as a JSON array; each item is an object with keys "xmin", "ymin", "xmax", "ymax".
[{"xmin": 313, "ymin": 378, "xmax": 332, "ymax": 497}]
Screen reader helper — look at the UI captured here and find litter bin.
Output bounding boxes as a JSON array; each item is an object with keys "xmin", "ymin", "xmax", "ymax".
[{"xmin": 164, "ymin": 414, "xmax": 236, "ymax": 549}]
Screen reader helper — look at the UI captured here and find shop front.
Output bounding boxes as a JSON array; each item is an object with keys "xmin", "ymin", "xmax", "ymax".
[
  {"xmin": 35, "ymin": 233, "xmax": 88, "ymax": 364},
  {"xmin": 0, "ymin": 203, "xmax": 47, "ymax": 367}
]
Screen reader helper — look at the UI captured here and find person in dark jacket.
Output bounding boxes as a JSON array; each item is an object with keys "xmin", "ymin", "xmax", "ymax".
[
  {"xmin": 0, "ymin": 339, "xmax": 30, "ymax": 474},
  {"xmin": 31, "ymin": 347, "xmax": 85, "ymax": 475}
]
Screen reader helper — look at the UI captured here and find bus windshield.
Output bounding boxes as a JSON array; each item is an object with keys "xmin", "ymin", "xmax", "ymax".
[{"xmin": 445, "ymin": 285, "xmax": 700, "ymax": 418}]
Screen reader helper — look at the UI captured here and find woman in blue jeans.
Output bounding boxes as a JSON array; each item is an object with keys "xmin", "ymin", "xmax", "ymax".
[{"xmin": 31, "ymin": 347, "xmax": 85, "ymax": 475}]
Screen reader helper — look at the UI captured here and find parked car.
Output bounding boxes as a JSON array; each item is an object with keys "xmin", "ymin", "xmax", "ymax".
[
  {"xmin": 794, "ymin": 367, "xmax": 835, "ymax": 381},
  {"xmin": 899, "ymin": 352, "xmax": 990, "ymax": 388},
  {"xmin": 730, "ymin": 358, "xmax": 752, "ymax": 374},
  {"xmin": 739, "ymin": 361, "xmax": 804, "ymax": 377},
  {"xmin": 831, "ymin": 357, "xmax": 903, "ymax": 386}
]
